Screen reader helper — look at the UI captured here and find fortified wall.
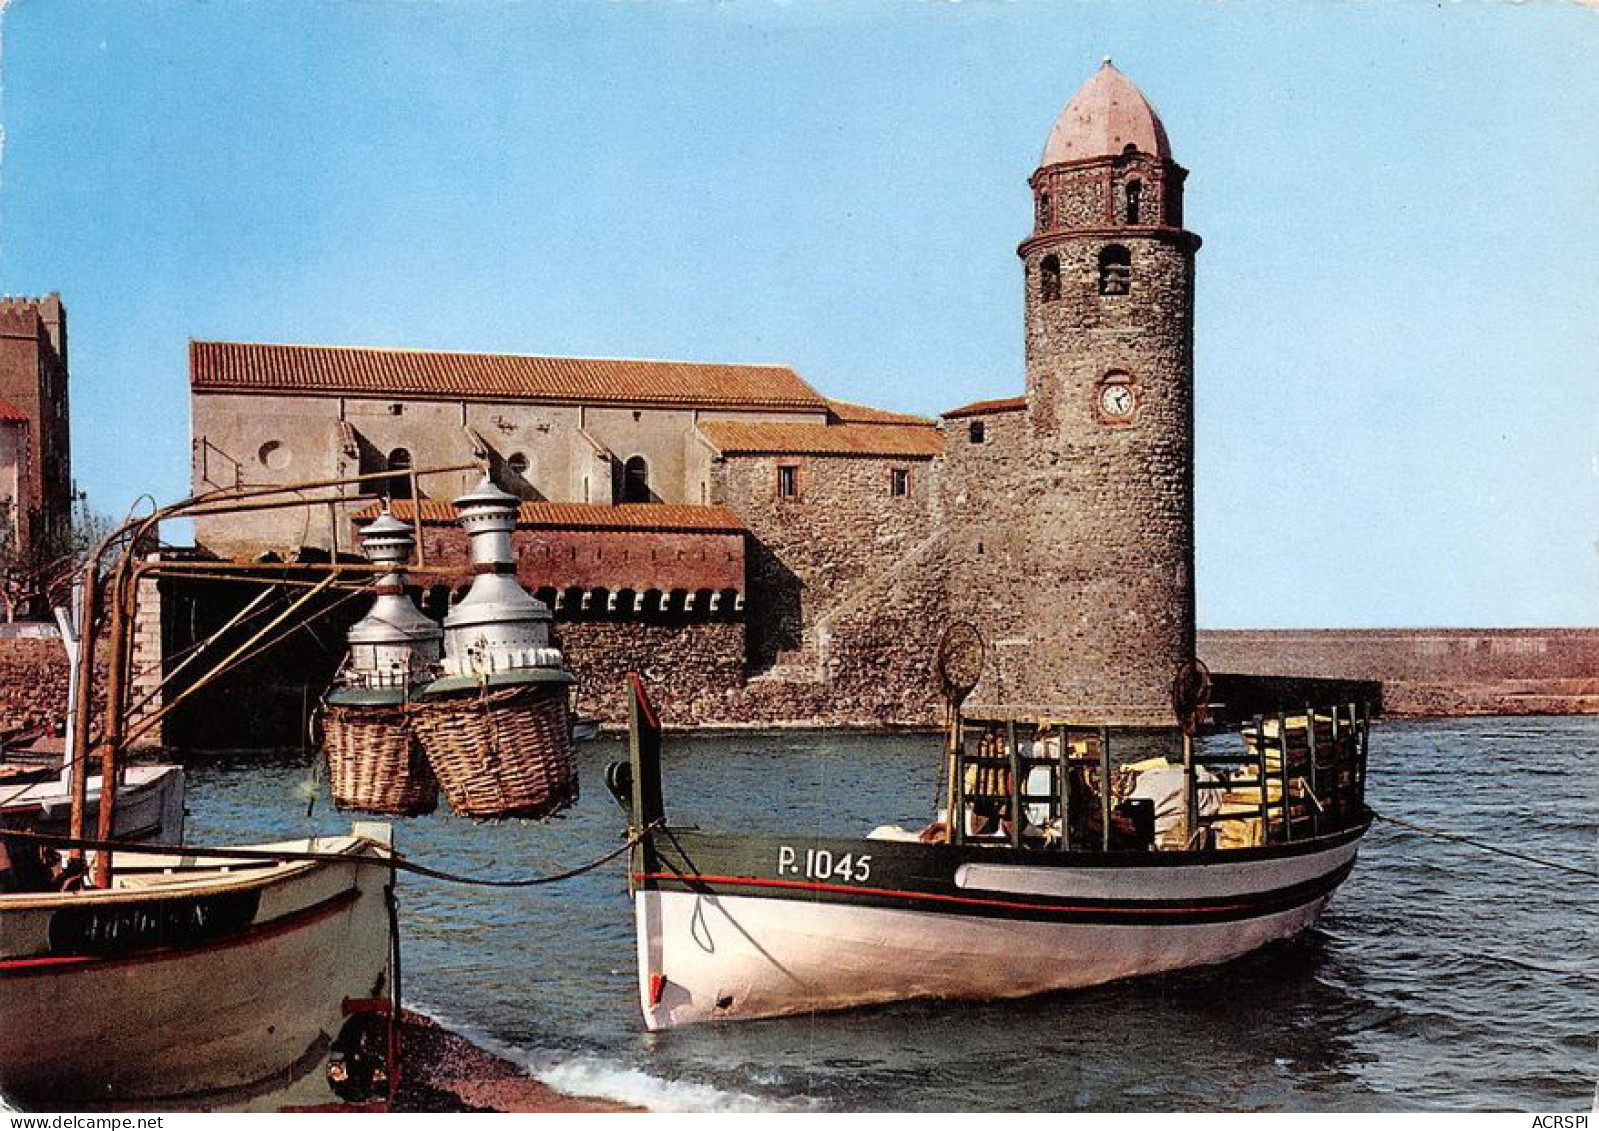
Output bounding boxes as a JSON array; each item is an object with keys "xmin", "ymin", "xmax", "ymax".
[
  {"xmin": 0, "ymin": 294, "xmax": 73, "ymax": 560},
  {"xmin": 1198, "ymin": 629, "xmax": 1599, "ymax": 717},
  {"xmin": 24, "ymin": 626, "xmax": 1599, "ymax": 746}
]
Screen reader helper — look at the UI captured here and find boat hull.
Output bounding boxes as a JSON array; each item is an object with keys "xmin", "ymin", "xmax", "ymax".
[
  {"xmin": 633, "ymin": 825, "xmax": 1365, "ymax": 1029},
  {"xmin": 0, "ymin": 765, "xmax": 186, "ymax": 846},
  {"xmin": 0, "ymin": 835, "xmax": 393, "ymax": 1109}
]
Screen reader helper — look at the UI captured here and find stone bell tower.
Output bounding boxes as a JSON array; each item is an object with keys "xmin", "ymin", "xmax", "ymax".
[{"xmin": 996, "ymin": 61, "xmax": 1200, "ymax": 725}]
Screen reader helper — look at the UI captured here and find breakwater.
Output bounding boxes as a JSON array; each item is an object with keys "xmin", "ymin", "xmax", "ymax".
[
  {"xmin": 1198, "ymin": 628, "xmax": 1599, "ymax": 717},
  {"xmin": 2, "ymin": 626, "xmax": 1596, "ymax": 741}
]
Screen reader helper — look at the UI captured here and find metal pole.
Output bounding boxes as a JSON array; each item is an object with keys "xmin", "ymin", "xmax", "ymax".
[
  {"xmin": 1005, "ymin": 721, "xmax": 1022, "ymax": 850},
  {"xmin": 52, "ymin": 582, "xmax": 82, "ymax": 795},
  {"xmin": 1098, "ymin": 726, "xmax": 1112, "ymax": 853},
  {"xmin": 1057, "ymin": 724, "xmax": 1072, "ymax": 853},
  {"xmin": 1182, "ymin": 729, "xmax": 1197, "ymax": 850},
  {"xmin": 1356, "ymin": 701, "xmax": 1371, "ymax": 811},
  {"xmin": 1277, "ymin": 710, "xmax": 1293, "ymax": 842},
  {"xmin": 66, "ymin": 564, "xmax": 98, "ymax": 866},
  {"xmin": 1254, "ymin": 714, "xmax": 1269, "ymax": 844},
  {"xmin": 1305, "ymin": 703, "xmax": 1319, "ymax": 837},
  {"xmin": 951, "ymin": 724, "xmax": 967, "ymax": 847}
]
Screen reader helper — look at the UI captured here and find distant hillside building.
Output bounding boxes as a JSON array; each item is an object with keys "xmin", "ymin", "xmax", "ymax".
[
  {"xmin": 177, "ymin": 63, "xmax": 1202, "ymax": 733},
  {"xmin": 0, "ymin": 294, "xmax": 73, "ymax": 558}
]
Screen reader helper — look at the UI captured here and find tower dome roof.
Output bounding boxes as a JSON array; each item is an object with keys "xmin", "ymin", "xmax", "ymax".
[{"xmin": 1040, "ymin": 60, "xmax": 1171, "ymax": 166}]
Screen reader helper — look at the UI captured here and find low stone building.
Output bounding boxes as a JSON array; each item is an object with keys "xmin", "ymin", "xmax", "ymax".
[
  {"xmin": 189, "ymin": 341, "xmax": 845, "ymax": 557},
  {"xmin": 184, "ymin": 335, "xmax": 949, "ymax": 731}
]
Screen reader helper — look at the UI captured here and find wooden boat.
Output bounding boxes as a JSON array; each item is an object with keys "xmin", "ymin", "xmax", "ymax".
[
  {"xmin": 613, "ymin": 675, "xmax": 1372, "ymax": 1029},
  {"xmin": 0, "ymin": 763, "xmax": 185, "ymax": 845},
  {"xmin": 0, "ymin": 471, "xmax": 442, "ymax": 1110},
  {"xmin": 0, "ymin": 827, "xmax": 396, "ymax": 1109}
]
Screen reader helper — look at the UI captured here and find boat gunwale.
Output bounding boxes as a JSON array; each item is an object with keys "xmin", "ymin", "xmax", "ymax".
[
  {"xmin": 640, "ymin": 813, "xmax": 1371, "ymax": 873},
  {"xmin": 0, "ymin": 885, "xmax": 366, "ymax": 979},
  {"xmin": 0, "ymin": 834, "xmax": 385, "ymax": 911}
]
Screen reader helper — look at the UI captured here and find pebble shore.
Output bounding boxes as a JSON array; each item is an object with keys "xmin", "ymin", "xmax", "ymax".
[{"xmin": 395, "ymin": 1012, "xmax": 642, "ymax": 1113}]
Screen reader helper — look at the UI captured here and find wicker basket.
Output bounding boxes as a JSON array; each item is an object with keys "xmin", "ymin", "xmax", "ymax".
[
  {"xmin": 411, "ymin": 682, "xmax": 578, "ymax": 819},
  {"xmin": 323, "ymin": 703, "xmax": 440, "ymax": 816}
]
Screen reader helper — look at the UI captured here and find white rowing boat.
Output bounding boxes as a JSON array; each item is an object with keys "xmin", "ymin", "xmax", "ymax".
[{"xmin": 0, "ymin": 826, "xmax": 396, "ymax": 1109}]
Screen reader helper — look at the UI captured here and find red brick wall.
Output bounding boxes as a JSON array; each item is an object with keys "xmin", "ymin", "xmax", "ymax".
[
  {"xmin": 414, "ymin": 524, "xmax": 744, "ymax": 594},
  {"xmin": 0, "ymin": 298, "xmax": 71, "ymax": 551}
]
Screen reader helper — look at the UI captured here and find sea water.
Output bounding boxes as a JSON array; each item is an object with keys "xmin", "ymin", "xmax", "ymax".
[{"xmin": 176, "ymin": 716, "xmax": 1598, "ymax": 1111}]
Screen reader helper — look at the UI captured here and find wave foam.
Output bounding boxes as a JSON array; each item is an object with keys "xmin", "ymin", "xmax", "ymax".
[{"xmin": 411, "ymin": 1002, "xmax": 810, "ymax": 1113}]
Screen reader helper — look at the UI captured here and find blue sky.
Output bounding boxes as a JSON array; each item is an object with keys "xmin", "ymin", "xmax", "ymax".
[{"xmin": 1, "ymin": 1, "xmax": 1595, "ymax": 628}]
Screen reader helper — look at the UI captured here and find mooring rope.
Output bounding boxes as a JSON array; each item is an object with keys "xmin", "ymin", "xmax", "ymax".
[
  {"xmin": 1370, "ymin": 807, "xmax": 1597, "ymax": 881},
  {"xmin": 0, "ymin": 821, "xmax": 660, "ymax": 889}
]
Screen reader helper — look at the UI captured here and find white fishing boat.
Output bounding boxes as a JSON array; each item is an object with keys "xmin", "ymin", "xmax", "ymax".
[
  {"xmin": 0, "ymin": 827, "xmax": 396, "ymax": 1109},
  {"xmin": 0, "ymin": 595, "xmax": 186, "ymax": 846},
  {"xmin": 0, "ymin": 763, "xmax": 185, "ymax": 846},
  {"xmin": 613, "ymin": 670, "xmax": 1373, "ymax": 1030},
  {"xmin": 0, "ymin": 472, "xmax": 427, "ymax": 1110}
]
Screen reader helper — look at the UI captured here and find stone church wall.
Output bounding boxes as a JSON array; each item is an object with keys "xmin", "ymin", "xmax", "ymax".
[{"xmin": 713, "ymin": 452, "xmax": 940, "ymax": 670}]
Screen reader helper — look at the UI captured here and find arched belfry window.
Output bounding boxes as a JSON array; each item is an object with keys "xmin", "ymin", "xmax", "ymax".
[
  {"xmin": 1125, "ymin": 179, "xmax": 1144, "ymax": 225},
  {"xmin": 622, "ymin": 455, "xmax": 651, "ymax": 503},
  {"xmin": 1040, "ymin": 254, "xmax": 1062, "ymax": 303},
  {"xmin": 1098, "ymin": 245, "xmax": 1131, "ymax": 296},
  {"xmin": 386, "ymin": 447, "xmax": 413, "ymax": 499}
]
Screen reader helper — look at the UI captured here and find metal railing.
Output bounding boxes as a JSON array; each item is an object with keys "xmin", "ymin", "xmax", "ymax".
[{"xmin": 946, "ymin": 702, "xmax": 1371, "ymax": 853}]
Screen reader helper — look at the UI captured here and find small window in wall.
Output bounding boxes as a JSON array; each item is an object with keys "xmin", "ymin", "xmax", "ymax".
[
  {"xmin": 969, "ymin": 420, "xmax": 986, "ymax": 444},
  {"xmin": 1125, "ymin": 179, "xmax": 1143, "ymax": 225},
  {"xmin": 890, "ymin": 468, "xmax": 909, "ymax": 497},
  {"xmin": 1036, "ymin": 192, "xmax": 1052, "ymax": 231},
  {"xmin": 1040, "ymin": 254, "xmax": 1062, "ymax": 303},
  {"xmin": 387, "ymin": 447, "xmax": 413, "ymax": 499},
  {"xmin": 507, "ymin": 452, "xmax": 530, "ymax": 476},
  {"xmin": 622, "ymin": 455, "xmax": 651, "ymax": 503},
  {"xmin": 777, "ymin": 465, "xmax": 800, "ymax": 499},
  {"xmin": 1098, "ymin": 245, "xmax": 1132, "ymax": 296}
]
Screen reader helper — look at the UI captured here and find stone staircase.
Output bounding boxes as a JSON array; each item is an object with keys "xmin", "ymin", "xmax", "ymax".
[{"xmin": 744, "ymin": 522, "xmax": 949, "ymax": 689}]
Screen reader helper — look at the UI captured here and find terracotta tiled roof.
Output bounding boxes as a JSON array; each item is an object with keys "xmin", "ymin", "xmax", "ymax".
[
  {"xmin": 190, "ymin": 340, "xmax": 827, "ymax": 411},
  {"xmin": 0, "ymin": 398, "xmax": 30, "ymax": 425},
  {"xmin": 942, "ymin": 395, "xmax": 1027, "ymax": 419},
  {"xmin": 358, "ymin": 500, "xmax": 746, "ymax": 534},
  {"xmin": 698, "ymin": 420, "xmax": 942, "ymax": 458},
  {"xmin": 824, "ymin": 399, "xmax": 936, "ymax": 427},
  {"xmin": 1041, "ymin": 60, "xmax": 1172, "ymax": 166}
]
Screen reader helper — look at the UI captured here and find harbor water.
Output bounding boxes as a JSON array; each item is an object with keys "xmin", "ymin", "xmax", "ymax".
[{"xmin": 177, "ymin": 716, "xmax": 1597, "ymax": 1111}]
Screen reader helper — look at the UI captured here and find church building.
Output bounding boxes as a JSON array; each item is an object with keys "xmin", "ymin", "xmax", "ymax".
[{"xmin": 177, "ymin": 62, "xmax": 1198, "ymax": 734}]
